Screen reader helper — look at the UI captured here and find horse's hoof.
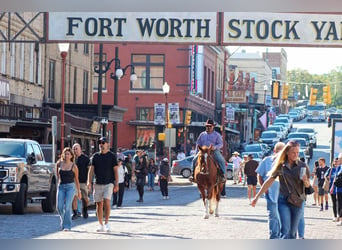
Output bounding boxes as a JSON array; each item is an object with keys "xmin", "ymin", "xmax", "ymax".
[
  {"xmin": 209, "ymin": 210, "xmax": 214, "ymax": 214},
  {"xmin": 203, "ymin": 215, "xmax": 209, "ymax": 219}
]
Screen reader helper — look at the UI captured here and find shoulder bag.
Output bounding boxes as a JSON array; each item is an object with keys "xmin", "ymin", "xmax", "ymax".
[
  {"xmin": 283, "ymin": 167, "xmax": 304, "ymax": 208},
  {"xmin": 323, "ymin": 167, "xmax": 333, "ymax": 192}
]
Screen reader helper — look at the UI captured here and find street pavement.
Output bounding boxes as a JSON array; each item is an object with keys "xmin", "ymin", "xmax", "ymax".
[{"xmin": 0, "ymin": 176, "xmax": 341, "ymax": 239}]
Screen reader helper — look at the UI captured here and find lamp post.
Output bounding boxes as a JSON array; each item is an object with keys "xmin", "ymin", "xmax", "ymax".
[
  {"xmin": 245, "ymin": 89, "xmax": 250, "ymax": 143},
  {"xmin": 263, "ymin": 84, "xmax": 268, "ymax": 110},
  {"xmin": 162, "ymin": 82, "xmax": 170, "ymax": 160},
  {"xmin": 58, "ymin": 43, "xmax": 69, "ymax": 154},
  {"xmin": 109, "ymin": 46, "xmax": 137, "ymax": 153}
]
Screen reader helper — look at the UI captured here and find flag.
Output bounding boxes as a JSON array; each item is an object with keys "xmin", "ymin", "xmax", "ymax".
[{"xmin": 259, "ymin": 112, "xmax": 267, "ymax": 130}]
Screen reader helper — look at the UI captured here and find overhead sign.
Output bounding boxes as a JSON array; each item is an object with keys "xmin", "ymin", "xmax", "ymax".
[
  {"xmin": 154, "ymin": 103, "xmax": 165, "ymax": 125},
  {"xmin": 169, "ymin": 103, "xmax": 180, "ymax": 124},
  {"xmin": 223, "ymin": 12, "xmax": 342, "ymax": 47},
  {"xmin": 48, "ymin": 12, "xmax": 217, "ymax": 43}
]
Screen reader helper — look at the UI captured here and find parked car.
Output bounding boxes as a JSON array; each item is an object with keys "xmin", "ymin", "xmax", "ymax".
[
  {"xmin": 267, "ymin": 125, "xmax": 286, "ymax": 140},
  {"xmin": 287, "ymin": 132, "xmax": 311, "ymax": 146},
  {"xmin": 288, "ymin": 111, "xmax": 300, "ymax": 121},
  {"xmin": 171, "ymin": 155, "xmax": 233, "ymax": 180},
  {"xmin": 259, "ymin": 131, "xmax": 280, "ymax": 148},
  {"xmin": 295, "ymin": 127, "xmax": 317, "ymax": 148},
  {"xmin": 284, "ymin": 137, "xmax": 311, "ymax": 159},
  {"xmin": 244, "ymin": 143, "xmax": 271, "ymax": 158}
]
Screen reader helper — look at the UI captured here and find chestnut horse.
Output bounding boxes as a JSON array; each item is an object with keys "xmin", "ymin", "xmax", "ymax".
[{"xmin": 194, "ymin": 145, "xmax": 224, "ymax": 219}]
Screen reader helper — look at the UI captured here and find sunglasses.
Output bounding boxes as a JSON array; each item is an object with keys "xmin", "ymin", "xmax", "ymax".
[{"xmin": 99, "ymin": 141, "xmax": 106, "ymax": 145}]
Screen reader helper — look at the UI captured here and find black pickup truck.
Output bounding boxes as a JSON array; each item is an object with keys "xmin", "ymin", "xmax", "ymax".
[
  {"xmin": 328, "ymin": 113, "xmax": 342, "ymax": 127},
  {"xmin": 0, "ymin": 139, "xmax": 57, "ymax": 214}
]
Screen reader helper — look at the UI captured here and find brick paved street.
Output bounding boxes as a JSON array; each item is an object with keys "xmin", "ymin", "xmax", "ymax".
[{"xmin": 0, "ymin": 176, "xmax": 340, "ymax": 239}]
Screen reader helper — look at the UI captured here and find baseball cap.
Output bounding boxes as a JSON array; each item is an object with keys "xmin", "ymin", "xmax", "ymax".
[
  {"xmin": 98, "ymin": 136, "xmax": 108, "ymax": 143},
  {"xmin": 162, "ymin": 157, "xmax": 169, "ymax": 162}
]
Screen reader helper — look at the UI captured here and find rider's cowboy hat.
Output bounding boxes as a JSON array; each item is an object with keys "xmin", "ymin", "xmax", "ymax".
[
  {"xmin": 232, "ymin": 151, "xmax": 240, "ymax": 155},
  {"xmin": 204, "ymin": 119, "xmax": 216, "ymax": 127}
]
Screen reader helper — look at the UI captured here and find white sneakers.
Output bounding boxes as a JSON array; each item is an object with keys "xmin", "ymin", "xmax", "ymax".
[
  {"xmin": 332, "ymin": 217, "xmax": 339, "ymax": 222},
  {"xmin": 162, "ymin": 196, "xmax": 170, "ymax": 200},
  {"xmin": 97, "ymin": 223, "xmax": 111, "ymax": 232},
  {"xmin": 337, "ymin": 221, "xmax": 342, "ymax": 226}
]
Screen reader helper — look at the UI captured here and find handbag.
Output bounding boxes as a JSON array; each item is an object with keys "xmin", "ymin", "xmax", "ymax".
[
  {"xmin": 323, "ymin": 167, "xmax": 333, "ymax": 191},
  {"xmin": 334, "ymin": 173, "xmax": 342, "ymax": 188},
  {"xmin": 305, "ymin": 185, "xmax": 315, "ymax": 195}
]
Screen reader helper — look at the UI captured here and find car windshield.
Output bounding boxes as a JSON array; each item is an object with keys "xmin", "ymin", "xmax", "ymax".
[
  {"xmin": 307, "ymin": 105, "xmax": 325, "ymax": 111},
  {"xmin": 268, "ymin": 127, "xmax": 280, "ymax": 132},
  {"xmin": 245, "ymin": 144, "xmax": 261, "ymax": 151},
  {"xmin": 274, "ymin": 119, "xmax": 288, "ymax": 123},
  {"xmin": 0, "ymin": 142, "xmax": 25, "ymax": 158},
  {"xmin": 261, "ymin": 133, "xmax": 276, "ymax": 138},
  {"xmin": 297, "ymin": 128, "xmax": 314, "ymax": 133},
  {"xmin": 288, "ymin": 133, "xmax": 308, "ymax": 139}
]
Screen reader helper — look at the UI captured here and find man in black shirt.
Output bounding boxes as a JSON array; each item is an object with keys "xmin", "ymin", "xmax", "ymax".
[
  {"xmin": 316, "ymin": 157, "xmax": 329, "ymax": 211},
  {"xmin": 87, "ymin": 137, "xmax": 119, "ymax": 232},
  {"xmin": 72, "ymin": 143, "xmax": 90, "ymax": 219}
]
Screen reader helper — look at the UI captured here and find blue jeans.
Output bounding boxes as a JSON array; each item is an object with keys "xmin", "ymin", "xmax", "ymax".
[
  {"xmin": 265, "ymin": 193, "xmax": 281, "ymax": 239},
  {"xmin": 297, "ymin": 201, "xmax": 305, "ymax": 238},
  {"xmin": 278, "ymin": 193, "xmax": 304, "ymax": 239},
  {"xmin": 192, "ymin": 149, "xmax": 226, "ymax": 174},
  {"xmin": 57, "ymin": 182, "xmax": 76, "ymax": 230},
  {"xmin": 147, "ymin": 173, "xmax": 155, "ymax": 189}
]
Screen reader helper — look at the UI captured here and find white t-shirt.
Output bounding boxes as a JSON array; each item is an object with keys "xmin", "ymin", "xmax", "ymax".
[
  {"xmin": 231, "ymin": 156, "xmax": 242, "ymax": 169},
  {"xmin": 118, "ymin": 164, "xmax": 128, "ymax": 183}
]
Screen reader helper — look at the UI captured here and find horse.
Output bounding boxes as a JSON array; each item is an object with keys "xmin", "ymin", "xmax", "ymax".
[{"xmin": 194, "ymin": 145, "xmax": 224, "ymax": 219}]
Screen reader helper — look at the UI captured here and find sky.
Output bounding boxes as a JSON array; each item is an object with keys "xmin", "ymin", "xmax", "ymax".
[{"xmin": 227, "ymin": 46, "xmax": 342, "ymax": 75}]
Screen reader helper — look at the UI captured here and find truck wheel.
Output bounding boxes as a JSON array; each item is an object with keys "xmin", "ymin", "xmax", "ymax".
[
  {"xmin": 42, "ymin": 183, "xmax": 56, "ymax": 213},
  {"xmin": 12, "ymin": 183, "xmax": 27, "ymax": 215}
]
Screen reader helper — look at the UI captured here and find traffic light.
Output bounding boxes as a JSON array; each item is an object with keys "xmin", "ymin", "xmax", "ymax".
[
  {"xmin": 271, "ymin": 80, "xmax": 280, "ymax": 99},
  {"xmin": 309, "ymin": 87, "xmax": 318, "ymax": 105},
  {"xmin": 282, "ymin": 84, "xmax": 289, "ymax": 100},
  {"xmin": 323, "ymin": 84, "xmax": 331, "ymax": 105},
  {"xmin": 185, "ymin": 110, "xmax": 192, "ymax": 125}
]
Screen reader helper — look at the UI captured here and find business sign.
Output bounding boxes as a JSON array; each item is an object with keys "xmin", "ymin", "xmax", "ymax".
[
  {"xmin": 48, "ymin": 12, "xmax": 217, "ymax": 43},
  {"xmin": 226, "ymin": 106, "xmax": 235, "ymax": 121},
  {"xmin": 223, "ymin": 12, "xmax": 342, "ymax": 47}
]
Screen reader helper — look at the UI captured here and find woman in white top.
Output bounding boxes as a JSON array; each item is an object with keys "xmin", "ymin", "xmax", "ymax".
[{"xmin": 112, "ymin": 157, "xmax": 128, "ymax": 208}]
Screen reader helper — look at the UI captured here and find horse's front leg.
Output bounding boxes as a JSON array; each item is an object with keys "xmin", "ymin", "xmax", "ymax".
[{"xmin": 204, "ymin": 198, "xmax": 209, "ymax": 219}]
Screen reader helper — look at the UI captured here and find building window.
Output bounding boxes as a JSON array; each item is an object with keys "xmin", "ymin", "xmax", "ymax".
[
  {"xmin": 83, "ymin": 43, "xmax": 89, "ymax": 55},
  {"xmin": 19, "ymin": 43, "xmax": 25, "ymax": 80},
  {"xmin": 1, "ymin": 43, "xmax": 6, "ymax": 74},
  {"xmin": 83, "ymin": 70, "xmax": 89, "ymax": 104},
  {"xmin": 93, "ymin": 53, "xmax": 107, "ymax": 90},
  {"xmin": 131, "ymin": 54, "xmax": 164, "ymax": 91},
  {"xmin": 137, "ymin": 108, "xmax": 154, "ymax": 121},
  {"xmin": 10, "ymin": 43, "xmax": 15, "ymax": 77},
  {"xmin": 48, "ymin": 60, "xmax": 55, "ymax": 99},
  {"xmin": 74, "ymin": 43, "xmax": 78, "ymax": 51},
  {"xmin": 211, "ymin": 70, "xmax": 214, "ymax": 102}
]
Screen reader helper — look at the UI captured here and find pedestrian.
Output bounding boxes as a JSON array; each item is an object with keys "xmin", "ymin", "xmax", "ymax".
[
  {"xmin": 124, "ymin": 155, "xmax": 133, "ymax": 189},
  {"xmin": 159, "ymin": 157, "xmax": 172, "ymax": 200},
  {"xmin": 177, "ymin": 150, "xmax": 186, "ymax": 160},
  {"xmin": 189, "ymin": 145, "xmax": 196, "ymax": 156},
  {"xmin": 87, "ymin": 136, "xmax": 119, "ymax": 232},
  {"xmin": 332, "ymin": 153, "xmax": 342, "ymax": 226},
  {"xmin": 244, "ymin": 154, "xmax": 259, "ymax": 202},
  {"xmin": 240, "ymin": 154, "xmax": 248, "ymax": 185},
  {"xmin": 229, "ymin": 151, "xmax": 242, "ymax": 185},
  {"xmin": 189, "ymin": 119, "xmax": 226, "ymax": 183},
  {"xmin": 316, "ymin": 157, "xmax": 329, "ymax": 211},
  {"xmin": 327, "ymin": 158, "xmax": 339, "ymax": 222},
  {"xmin": 112, "ymin": 157, "xmax": 127, "ymax": 208},
  {"xmin": 147, "ymin": 158, "xmax": 158, "ymax": 191},
  {"xmin": 71, "ymin": 143, "xmax": 90, "ymax": 219},
  {"xmin": 56, "ymin": 147, "xmax": 81, "ymax": 231},
  {"xmin": 251, "ymin": 140, "xmax": 311, "ymax": 239},
  {"xmin": 311, "ymin": 161, "xmax": 319, "ymax": 205},
  {"xmin": 135, "ymin": 154, "xmax": 148, "ymax": 202}
]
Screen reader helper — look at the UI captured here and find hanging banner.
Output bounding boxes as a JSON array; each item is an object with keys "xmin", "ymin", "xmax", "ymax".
[
  {"xmin": 226, "ymin": 106, "xmax": 235, "ymax": 121},
  {"xmin": 154, "ymin": 103, "xmax": 165, "ymax": 125},
  {"xmin": 169, "ymin": 103, "xmax": 180, "ymax": 125}
]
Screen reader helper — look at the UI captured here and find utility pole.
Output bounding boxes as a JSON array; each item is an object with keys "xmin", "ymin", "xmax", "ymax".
[{"xmin": 221, "ymin": 49, "xmax": 228, "ymax": 157}]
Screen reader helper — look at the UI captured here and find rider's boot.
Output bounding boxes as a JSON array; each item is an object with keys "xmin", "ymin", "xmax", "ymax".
[
  {"xmin": 189, "ymin": 170, "xmax": 196, "ymax": 183},
  {"xmin": 219, "ymin": 170, "xmax": 226, "ymax": 183}
]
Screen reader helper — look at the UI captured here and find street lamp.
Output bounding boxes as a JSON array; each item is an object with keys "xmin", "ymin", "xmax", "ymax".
[
  {"xmin": 162, "ymin": 82, "xmax": 170, "ymax": 160},
  {"xmin": 263, "ymin": 84, "xmax": 268, "ymax": 109},
  {"xmin": 109, "ymin": 46, "xmax": 137, "ymax": 153},
  {"xmin": 245, "ymin": 89, "xmax": 250, "ymax": 143},
  {"xmin": 58, "ymin": 43, "xmax": 69, "ymax": 154}
]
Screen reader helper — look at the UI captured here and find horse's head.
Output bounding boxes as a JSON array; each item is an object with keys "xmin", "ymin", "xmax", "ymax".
[{"xmin": 197, "ymin": 145, "xmax": 214, "ymax": 173}]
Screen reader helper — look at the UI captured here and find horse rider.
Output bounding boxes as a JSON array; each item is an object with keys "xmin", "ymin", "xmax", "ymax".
[{"xmin": 189, "ymin": 119, "xmax": 226, "ymax": 183}]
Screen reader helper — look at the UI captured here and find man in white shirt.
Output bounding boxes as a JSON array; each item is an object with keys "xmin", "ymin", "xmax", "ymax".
[{"xmin": 229, "ymin": 151, "xmax": 242, "ymax": 184}]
